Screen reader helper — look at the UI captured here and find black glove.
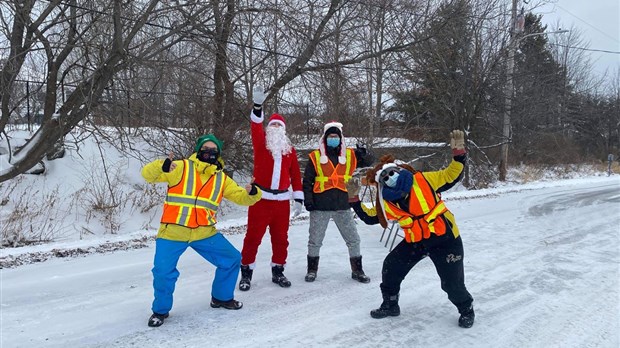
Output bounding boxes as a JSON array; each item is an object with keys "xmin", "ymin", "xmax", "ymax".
[
  {"xmin": 162, "ymin": 158, "xmax": 172, "ymax": 172},
  {"xmin": 304, "ymin": 203, "xmax": 315, "ymax": 212},
  {"xmin": 355, "ymin": 143, "xmax": 374, "ymax": 168},
  {"xmin": 356, "ymin": 143, "xmax": 367, "ymax": 156},
  {"xmin": 248, "ymin": 183, "xmax": 258, "ymax": 195}
]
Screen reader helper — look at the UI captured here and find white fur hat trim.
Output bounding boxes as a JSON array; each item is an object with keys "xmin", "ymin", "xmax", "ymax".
[
  {"xmin": 323, "ymin": 121, "xmax": 343, "ymax": 133},
  {"xmin": 374, "ymin": 163, "xmax": 399, "ymax": 184},
  {"xmin": 319, "ymin": 122, "xmax": 346, "ymax": 164}
]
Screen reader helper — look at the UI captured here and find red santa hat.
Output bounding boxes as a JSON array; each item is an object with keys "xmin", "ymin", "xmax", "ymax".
[
  {"xmin": 267, "ymin": 113, "xmax": 286, "ymax": 128},
  {"xmin": 318, "ymin": 121, "xmax": 346, "ymax": 164}
]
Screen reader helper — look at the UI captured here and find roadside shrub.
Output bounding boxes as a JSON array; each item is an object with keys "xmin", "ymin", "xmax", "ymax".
[{"xmin": 0, "ymin": 181, "xmax": 70, "ymax": 247}]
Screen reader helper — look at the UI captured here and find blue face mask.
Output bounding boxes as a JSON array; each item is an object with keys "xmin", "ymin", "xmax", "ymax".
[
  {"xmin": 385, "ymin": 172, "xmax": 400, "ymax": 188},
  {"xmin": 326, "ymin": 137, "xmax": 340, "ymax": 148}
]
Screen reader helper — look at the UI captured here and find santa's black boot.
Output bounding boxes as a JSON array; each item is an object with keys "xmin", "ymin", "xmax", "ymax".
[
  {"xmin": 239, "ymin": 265, "xmax": 253, "ymax": 291},
  {"xmin": 370, "ymin": 293, "xmax": 400, "ymax": 319},
  {"xmin": 350, "ymin": 256, "xmax": 371, "ymax": 283},
  {"xmin": 458, "ymin": 305, "xmax": 475, "ymax": 328},
  {"xmin": 271, "ymin": 265, "xmax": 291, "ymax": 287},
  {"xmin": 305, "ymin": 256, "xmax": 319, "ymax": 282}
]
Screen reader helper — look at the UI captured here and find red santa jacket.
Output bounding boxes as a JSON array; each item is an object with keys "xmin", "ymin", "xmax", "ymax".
[{"xmin": 251, "ymin": 111, "xmax": 303, "ymax": 201}]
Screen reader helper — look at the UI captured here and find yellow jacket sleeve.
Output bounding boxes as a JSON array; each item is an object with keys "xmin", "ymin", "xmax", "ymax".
[
  {"xmin": 361, "ymin": 203, "xmax": 377, "ymax": 217},
  {"xmin": 350, "ymin": 200, "xmax": 381, "ymax": 225},
  {"xmin": 421, "ymin": 159, "xmax": 464, "ymax": 192},
  {"xmin": 141, "ymin": 159, "xmax": 184, "ymax": 186},
  {"xmin": 222, "ymin": 176, "xmax": 262, "ymax": 206}
]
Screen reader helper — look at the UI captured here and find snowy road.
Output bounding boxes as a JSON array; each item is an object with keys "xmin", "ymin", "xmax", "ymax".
[{"xmin": 2, "ymin": 177, "xmax": 619, "ymax": 348}]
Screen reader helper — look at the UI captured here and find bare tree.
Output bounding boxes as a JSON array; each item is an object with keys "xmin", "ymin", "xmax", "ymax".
[{"xmin": 0, "ymin": 0, "xmax": 209, "ymax": 182}]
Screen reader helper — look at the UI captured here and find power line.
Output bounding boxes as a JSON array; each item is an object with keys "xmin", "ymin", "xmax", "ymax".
[
  {"xmin": 550, "ymin": 43, "xmax": 620, "ymax": 55},
  {"xmin": 555, "ymin": 4, "xmax": 619, "ymax": 44}
]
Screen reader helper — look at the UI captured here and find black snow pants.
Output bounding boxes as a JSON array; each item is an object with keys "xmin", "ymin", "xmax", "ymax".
[{"xmin": 379, "ymin": 231, "xmax": 473, "ymax": 312}]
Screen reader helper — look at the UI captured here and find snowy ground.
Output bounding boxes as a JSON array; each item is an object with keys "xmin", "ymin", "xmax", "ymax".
[{"xmin": 2, "ymin": 176, "xmax": 619, "ymax": 348}]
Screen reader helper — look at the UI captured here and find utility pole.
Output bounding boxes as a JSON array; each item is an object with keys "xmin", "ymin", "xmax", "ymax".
[
  {"xmin": 499, "ymin": 0, "xmax": 520, "ymax": 181},
  {"xmin": 499, "ymin": 3, "xmax": 567, "ymax": 181}
]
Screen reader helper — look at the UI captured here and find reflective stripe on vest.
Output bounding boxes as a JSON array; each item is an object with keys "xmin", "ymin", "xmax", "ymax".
[
  {"xmin": 383, "ymin": 172, "xmax": 448, "ymax": 243},
  {"xmin": 161, "ymin": 160, "xmax": 225, "ymax": 227},
  {"xmin": 309, "ymin": 148, "xmax": 356, "ymax": 193}
]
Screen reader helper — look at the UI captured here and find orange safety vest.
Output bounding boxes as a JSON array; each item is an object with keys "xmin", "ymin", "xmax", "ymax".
[
  {"xmin": 160, "ymin": 160, "xmax": 225, "ymax": 228},
  {"xmin": 383, "ymin": 172, "xmax": 448, "ymax": 243},
  {"xmin": 309, "ymin": 148, "xmax": 356, "ymax": 193}
]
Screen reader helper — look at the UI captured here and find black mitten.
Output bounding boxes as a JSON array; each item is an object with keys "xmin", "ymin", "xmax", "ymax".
[
  {"xmin": 162, "ymin": 158, "xmax": 172, "ymax": 172},
  {"xmin": 248, "ymin": 183, "xmax": 258, "ymax": 195}
]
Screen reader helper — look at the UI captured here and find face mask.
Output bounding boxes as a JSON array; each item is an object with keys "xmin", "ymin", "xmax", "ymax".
[
  {"xmin": 198, "ymin": 148, "xmax": 219, "ymax": 164},
  {"xmin": 326, "ymin": 137, "xmax": 340, "ymax": 148},
  {"xmin": 380, "ymin": 167, "xmax": 400, "ymax": 186},
  {"xmin": 384, "ymin": 172, "xmax": 400, "ymax": 188}
]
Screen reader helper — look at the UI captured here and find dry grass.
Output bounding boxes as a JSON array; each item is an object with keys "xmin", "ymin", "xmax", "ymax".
[
  {"xmin": 0, "ymin": 181, "xmax": 73, "ymax": 247},
  {"xmin": 508, "ymin": 162, "xmax": 616, "ymax": 184}
]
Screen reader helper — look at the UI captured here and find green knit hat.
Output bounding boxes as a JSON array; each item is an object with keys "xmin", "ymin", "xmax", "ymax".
[{"xmin": 194, "ymin": 134, "xmax": 224, "ymax": 153}]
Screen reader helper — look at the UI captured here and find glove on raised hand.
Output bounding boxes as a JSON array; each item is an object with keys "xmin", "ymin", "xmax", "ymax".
[
  {"xmin": 345, "ymin": 177, "xmax": 361, "ymax": 202},
  {"xmin": 449, "ymin": 130, "xmax": 466, "ymax": 156},
  {"xmin": 292, "ymin": 200, "xmax": 303, "ymax": 217},
  {"xmin": 253, "ymin": 87, "xmax": 267, "ymax": 106}
]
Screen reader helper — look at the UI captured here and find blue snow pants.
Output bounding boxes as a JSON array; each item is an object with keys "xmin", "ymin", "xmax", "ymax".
[{"xmin": 151, "ymin": 233, "xmax": 241, "ymax": 315}]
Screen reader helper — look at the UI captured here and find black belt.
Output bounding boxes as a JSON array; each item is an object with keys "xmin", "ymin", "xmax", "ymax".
[{"xmin": 255, "ymin": 184, "xmax": 289, "ymax": 194}]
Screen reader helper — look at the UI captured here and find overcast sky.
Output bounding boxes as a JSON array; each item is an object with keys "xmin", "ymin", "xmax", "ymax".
[{"xmin": 536, "ymin": 0, "xmax": 619, "ymax": 77}]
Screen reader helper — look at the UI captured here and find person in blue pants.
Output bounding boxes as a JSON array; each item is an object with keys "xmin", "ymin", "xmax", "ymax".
[{"xmin": 142, "ymin": 134, "xmax": 261, "ymax": 327}]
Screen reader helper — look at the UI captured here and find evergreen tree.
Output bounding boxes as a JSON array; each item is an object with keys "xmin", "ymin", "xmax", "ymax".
[
  {"xmin": 388, "ymin": 0, "xmax": 487, "ymax": 141},
  {"xmin": 511, "ymin": 13, "xmax": 568, "ymax": 163}
]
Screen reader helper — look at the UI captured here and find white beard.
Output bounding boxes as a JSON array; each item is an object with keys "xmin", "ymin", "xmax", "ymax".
[{"xmin": 266, "ymin": 126, "xmax": 293, "ymax": 156}]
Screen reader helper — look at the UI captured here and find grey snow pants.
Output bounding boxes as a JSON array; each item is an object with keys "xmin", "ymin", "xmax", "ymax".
[{"xmin": 307, "ymin": 209, "xmax": 361, "ymax": 258}]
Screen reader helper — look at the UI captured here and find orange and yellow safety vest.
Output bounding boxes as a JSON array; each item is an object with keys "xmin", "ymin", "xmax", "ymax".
[
  {"xmin": 383, "ymin": 172, "xmax": 449, "ymax": 243},
  {"xmin": 161, "ymin": 160, "xmax": 225, "ymax": 227},
  {"xmin": 309, "ymin": 148, "xmax": 356, "ymax": 193}
]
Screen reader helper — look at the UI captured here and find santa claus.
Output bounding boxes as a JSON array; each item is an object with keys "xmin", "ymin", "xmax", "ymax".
[{"xmin": 239, "ymin": 88, "xmax": 303, "ymax": 291}]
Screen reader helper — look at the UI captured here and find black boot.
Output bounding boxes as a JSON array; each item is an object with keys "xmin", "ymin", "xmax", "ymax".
[
  {"xmin": 147, "ymin": 312, "xmax": 169, "ymax": 327},
  {"xmin": 271, "ymin": 265, "xmax": 291, "ymax": 287},
  {"xmin": 370, "ymin": 294, "xmax": 400, "ymax": 319},
  {"xmin": 458, "ymin": 305, "xmax": 475, "ymax": 328},
  {"xmin": 305, "ymin": 255, "xmax": 319, "ymax": 282},
  {"xmin": 210, "ymin": 297, "xmax": 243, "ymax": 310},
  {"xmin": 350, "ymin": 256, "xmax": 371, "ymax": 283},
  {"xmin": 239, "ymin": 265, "xmax": 253, "ymax": 291}
]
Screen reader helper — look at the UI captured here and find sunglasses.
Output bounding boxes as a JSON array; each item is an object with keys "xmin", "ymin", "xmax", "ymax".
[
  {"xmin": 201, "ymin": 147, "xmax": 219, "ymax": 154},
  {"xmin": 380, "ymin": 167, "xmax": 401, "ymax": 184}
]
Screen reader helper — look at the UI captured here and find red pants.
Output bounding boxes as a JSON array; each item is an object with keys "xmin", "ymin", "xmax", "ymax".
[{"xmin": 241, "ymin": 199, "xmax": 290, "ymax": 266}]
